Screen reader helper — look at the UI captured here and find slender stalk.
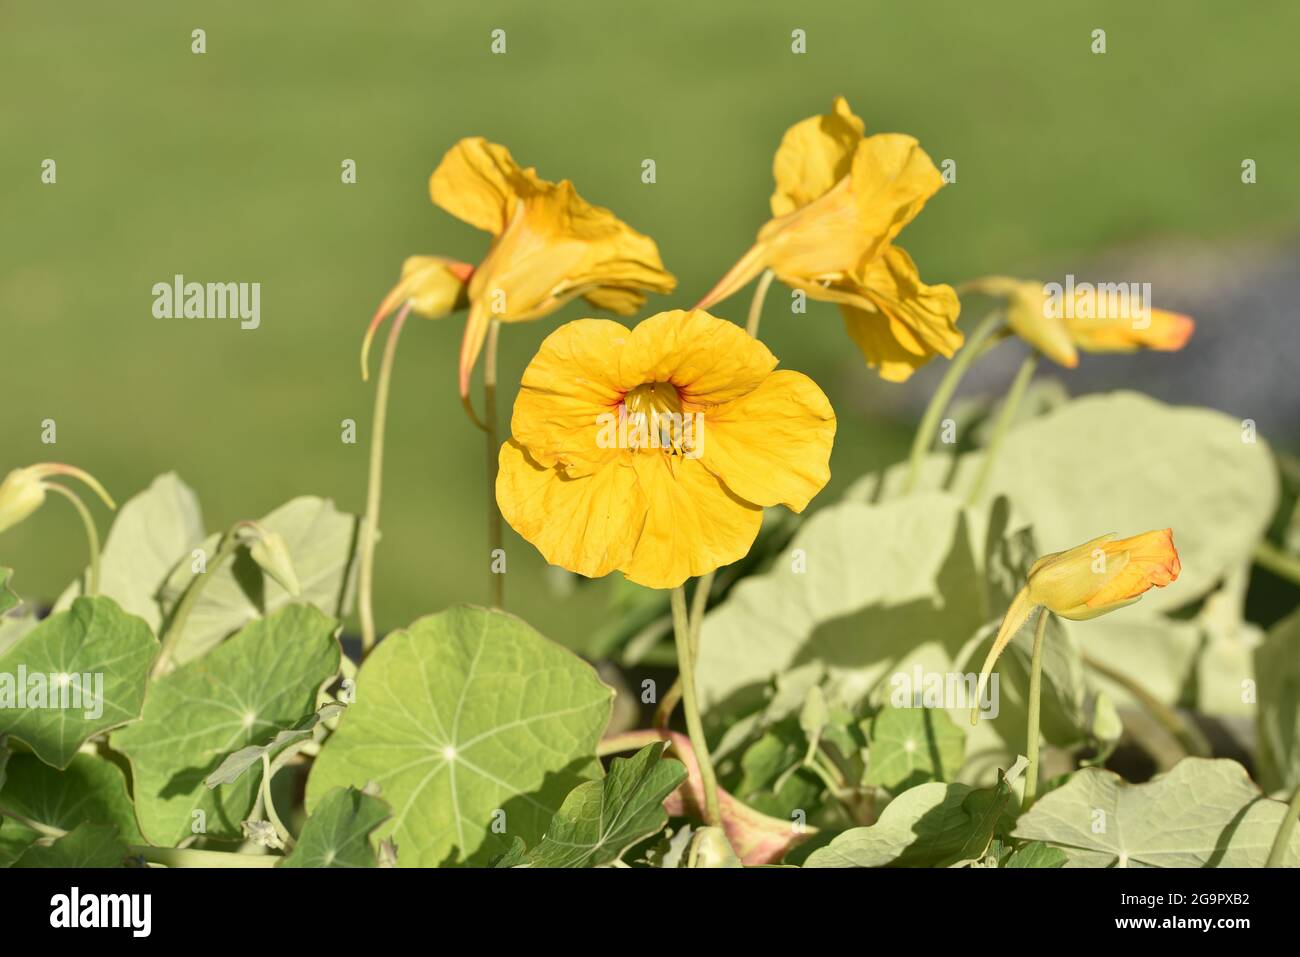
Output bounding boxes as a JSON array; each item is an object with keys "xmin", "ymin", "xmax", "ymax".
[
  {"xmin": 45, "ymin": 482, "xmax": 102, "ymax": 597},
  {"xmin": 653, "ymin": 571, "xmax": 713, "ymax": 729},
  {"xmin": 1266, "ymin": 781, "xmax": 1300, "ymax": 867},
  {"xmin": 1023, "ymin": 610, "xmax": 1050, "ymax": 809},
  {"xmin": 153, "ymin": 533, "xmax": 242, "ymax": 678},
  {"xmin": 260, "ymin": 752, "xmax": 294, "ymax": 850},
  {"xmin": 130, "ymin": 846, "xmax": 280, "ymax": 868},
  {"xmin": 1255, "ymin": 541, "xmax": 1300, "ymax": 587},
  {"xmin": 1082, "ymin": 653, "xmax": 1211, "ymax": 758},
  {"xmin": 0, "ymin": 804, "xmax": 66, "ymax": 840},
  {"xmin": 745, "ymin": 269, "xmax": 776, "ymax": 338},
  {"xmin": 671, "ymin": 586, "xmax": 721, "ymax": 826},
  {"xmin": 359, "ymin": 302, "xmax": 411, "ymax": 656},
  {"xmin": 484, "ymin": 319, "xmax": 504, "ymax": 609},
  {"xmin": 902, "ymin": 310, "xmax": 1006, "ymax": 494},
  {"xmin": 965, "ymin": 354, "xmax": 1037, "ymax": 506}
]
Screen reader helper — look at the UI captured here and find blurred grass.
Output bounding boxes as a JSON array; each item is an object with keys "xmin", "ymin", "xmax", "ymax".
[{"xmin": 2, "ymin": 0, "xmax": 1298, "ymax": 650}]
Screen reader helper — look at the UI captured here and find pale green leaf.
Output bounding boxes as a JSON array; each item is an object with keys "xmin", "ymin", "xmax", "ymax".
[
  {"xmin": 204, "ymin": 702, "xmax": 344, "ymax": 788},
  {"xmin": 1012, "ymin": 758, "xmax": 1300, "ymax": 867},
  {"xmin": 521, "ymin": 742, "xmax": 686, "ymax": 868},
  {"xmin": 159, "ymin": 496, "xmax": 359, "ymax": 667},
  {"xmin": 55, "ymin": 473, "xmax": 205, "ymax": 633},
  {"xmin": 866, "ymin": 706, "xmax": 965, "ymax": 792},
  {"xmin": 306, "ymin": 606, "xmax": 612, "ymax": 867},
  {"xmin": 1004, "ymin": 842, "xmax": 1068, "ymax": 868},
  {"xmin": 0, "ymin": 597, "xmax": 157, "ymax": 768},
  {"xmin": 1255, "ymin": 608, "xmax": 1300, "ymax": 792},
  {"xmin": 112, "ymin": 604, "xmax": 341, "ymax": 845},
  {"xmin": 804, "ymin": 782, "xmax": 975, "ymax": 867},
  {"xmin": 280, "ymin": 786, "xmax": 390, "ymax": 868},
  {"xmin": 13, "ymin": 823, "xmax": 125, "ymax": 868}
]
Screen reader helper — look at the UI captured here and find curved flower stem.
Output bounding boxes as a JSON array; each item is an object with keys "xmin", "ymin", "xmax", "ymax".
[
  {"xmin": 654, "ymin": 571, "xmax": 714, "ymax": 730},
  {"xmin": 671, "ymin": 585, "xmax": 721, "ymax": 826},
  {"xmin": 131, "ymin": 846, "xmax": 280, "ymax": 868},
  {"xmin": 1266, "ymin": 781, "xmax": 1300, "ymax": 867},
  {"xmin": 1254, "ymin": 541, "xmax": 1300, "ymax": 587},
  {"xmin": 965, "ymin": 354, "xmax": 1037, "ymax": 507},
  {"xmin": 484, "ymin": 319, "xmax": 504, "ymax": 610},
  {"xmin": 1081, "ymin": 653, "xmax": 1211, "ymax": 758},
  {"xmin": 359, "ymin": 302, "xmax": 412, "ymax": 656},
  {"xmin": 902, "ymin": 310, "xmax": 1006, "ymax": 494},
  {"xmin": 153, "ymin": 531, "xmax": 243, "ymax": 678},
  {"xmin": 260, "ymin": 752, "xmax": 295, "ymax": 850},
  {"xmin": 1023, "ymin": 609, "xmax": 1051, "ymax": 809},
  {"xmin": 44, "ymin": 482, "xmax": 102, "ymax": 597},
  {"xmin": 745, "ymin": 269, "xmax": 776, "ymax": 338}
]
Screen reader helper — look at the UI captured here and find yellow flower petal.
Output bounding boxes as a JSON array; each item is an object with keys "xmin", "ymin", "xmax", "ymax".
[
  {"xmin": 967, "ymin": 276, "xmax": 1078, "ymax": 368},
  {"xmin": 428, "ymin": 137, "xmax": 527, "ymax": 236},
  {"xmin": 1085, "ymin": 528, "xmax": 1181, "ymax": 611},
  {"xmin": 496, "ymin": 441, "xmax": 645, "ymax": 579},
  {"xmin": 620, "ymin": 455, "xmax": 763, "ymax": 589},
  {"xmin": 621, "ymin": 309, "xmax": 776, "ymax": 406},
  {"xmin": 770, "ymin": 96, "xmax": 866, "ymax": 217},
  {"xmin": 701, "ymin": 370, "xmax": 836, "ymax": 512},
  {"xmin": 1067, "ymin": 308, "xmax": 1195, "ymax": 353},
  {"xmin": 510, "ymin": 318, "xmax": 632, "ymax": 476}
]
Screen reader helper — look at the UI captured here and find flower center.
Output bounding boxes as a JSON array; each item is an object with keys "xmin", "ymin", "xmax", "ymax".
[{"xmin": 622, "ymin": 383, "xmax": 696, "ymax": 455}]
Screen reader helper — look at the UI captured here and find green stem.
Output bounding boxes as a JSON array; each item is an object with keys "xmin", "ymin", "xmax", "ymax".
[
  {"xmin": 359, "ymin": 302, "xmax": 411, "ymax": 657},
  {"xmin": 902, "ymin": 310, "xmax": 1006, "ymax": 494},
  {"xmin": 1023, "ymin": 609, "xmax": 1050, "ymax": 809},
  {"xmin": 45, "ymin": 482, "xmax": 102, "ymax": 597},
  {"xmin": 153, "ymin": 532, "xmax": 243, "ymax": 678},
  {"xmin": 1266, "ymin": 781, "xmax": 1300, "ymax": 867},
  {"xmin": 654, "ymin": 571, "xmax": 713, "ymax": 731},
  {"xmin": 966, "ymin": 354, "xmax": 1036, "ymax": 507},
  {"xmin": 485, "ymin": 318, "xmax": 504, "ymax": 610},
  {"xmin": 0, "ymin": 804, "xmax": 66, "ymax": 840},
  {"xmin": 1082, "ymin": 653, "xmax": 1211, "ymax": 758},
  {"xmin": 745, "ymin": 269, "xmax": 775, "ymax": 338},
  {"xmin": 1254, "ymin": 541, "xmax": 1300, "ymax": 587},
  {"xmin": 671, "ymin": 585, "xmax": 721, "ymax": 826},
  {"xmin": 260, "ymin": 752, "xmax": 294, "ymax": 850},
  {"xmin": 130, "ymin": 845, "xmax": 280, "ymax": 868}
]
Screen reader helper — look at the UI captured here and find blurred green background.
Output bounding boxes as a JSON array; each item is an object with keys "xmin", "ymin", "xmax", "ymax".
[{"xmin": 3, "ymin": 0, "xmax": 1298, "ymax": 649}]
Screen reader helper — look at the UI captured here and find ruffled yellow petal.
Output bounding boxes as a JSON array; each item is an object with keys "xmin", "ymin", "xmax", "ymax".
[
  {"xmin": 1066, "ymin": 308, "xmax": 1195, "ymax": 353},
  {"xmin": 620, "ymin": 455, "xmax": 763, "ymax": 589},
  {"xmin": 509, "ymin": 318, "xmax": 631, "ymax": 476},
  {"xmin": 620, "ymin": 309, "xmax": 776, "ymax": 406},
  {"xmin": 771, "ymin": 96, "xmax": 866, "ymax": 217},
  {"xmin": 758, "ymin": 133, "xmax": 944, "ymax": 283},
  {"xmin": 967, "ymin": 277, "xmax": 1078, "ymax": 369},
  {"xmin": 496, "ymin": 441, "xmax": 645, "ymax": 579},
  {"xmin": 428, "ymin": 137, "xmax": 527, "ymax": 235},
  {"xmin": 797, "ymin": 244, "xmax": 961, "ymax": 382},
  {"xmin": 700, "ymin": 370, "xmax": 836, "ymax": 512}
]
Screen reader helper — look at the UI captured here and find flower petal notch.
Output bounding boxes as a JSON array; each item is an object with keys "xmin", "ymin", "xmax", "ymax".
[
  {"xmin": 496, "ymin": 309, "xmax": 836, "ymax": 590},
  {"xmin": 696, "ymin": 97, "xmax": 960, "ymax": 381}
]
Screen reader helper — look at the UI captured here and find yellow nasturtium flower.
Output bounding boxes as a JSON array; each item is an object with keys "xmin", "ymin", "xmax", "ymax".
[
  {"xmin": 696, "ymin": 97, "xmax": 961, "ymax": 382},
  {"xmin": 965, "ymin": 276, "xmax": 1195, "ymax": 368},
  {"xmin": 973, "ymin": 529, "xmax": 1181, "ymax": 717},
  {"xmin": 0, "ymin": 464, "xmax": 115, "ymax": 536},
  {"xmin": 496, "ymin": 309, "xmax": 836, "ymax": 589},
  {"xmin": 364, "ymin": 137, "xmax": 677, "ymax": 409}
]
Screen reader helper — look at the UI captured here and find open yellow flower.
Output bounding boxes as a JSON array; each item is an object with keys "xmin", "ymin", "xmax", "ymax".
[
  {"xmin": 973, "ymin": 528, "xmax": 1181, "ymax": 715},
  {"xmin": 965, "ymin": 276, "xmax": 1195, "ymax": 367},
  {"xmin": 696, "ymin": 97, "xmax": 961, "ymax": 382},
  {"xmin": 496, "ymin": 309, "xmax": 836, "ymax": 589},
  {"xmin": 361, "ymin": 137, "xmax": 676, "ymax": 411},
  {"xmin": 0, "ymin": 464, "xmax": 115, "ymax": 536}
]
